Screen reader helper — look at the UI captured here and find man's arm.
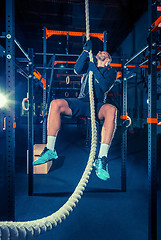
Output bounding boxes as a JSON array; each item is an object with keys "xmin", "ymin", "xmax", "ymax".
[
  {"xmin": 88, "ymin": 61, "xmax": 116, "ymax": 91},
  {"xmin": 74, "ymin": 40, "xmax": 92, "ymax": 75},
  {"xmin": 74, "ymin": 51, "xmax": 89, "ymax": 75}
]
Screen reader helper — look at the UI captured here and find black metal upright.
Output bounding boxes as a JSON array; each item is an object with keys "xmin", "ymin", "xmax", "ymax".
[
  {"xmin": 103, "ymin": 31, "xmax": 107, "ymax": 52},
  {"xmin": 43, "ymin": 27, "xmax": 47, "ymax": 144},
  {"xmin": 148, "ymin": 0, "xmax": 158, "ymax": 239},
  {"xmin": 121, "ymin": 58, "xmax": 127, "ymax": 192},
  {"xmin": 46, "ymin": 54, "xmax": 55, "ymax": 115},
  {"xmin": 28, "ymin": 48, "xmax": 34, "ymax": 196},
  {"xmin": 4, "ymin": 0, "xmax": 15, "ymax": 220}
]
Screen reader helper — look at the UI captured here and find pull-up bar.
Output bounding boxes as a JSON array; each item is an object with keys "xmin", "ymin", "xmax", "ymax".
[
  {"xmin": 35, "ymin": 52, "xmax": 79, "ymax": 57},
  {"xmin": 46, "ymin": 29, "xmax": 105, "ymax": 42},
  {"xmin": 36, "ymin": 66, "xmax": 74, "ymax": 70}
]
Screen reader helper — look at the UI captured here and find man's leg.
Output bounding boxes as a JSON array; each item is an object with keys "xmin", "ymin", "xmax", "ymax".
[
  {"xmin": 48, "ymin": 99, "xmax": 72, "ymax": 137},
  {"xmin": 94, "ymin": 104, "xmax": 117, "ymax": 180},
  {"xmin": 98, "ymin": 104, "xmax": 117, "ymax": 154},
  {"xmin": 33, "ymin": 99, "xmax": 72, "ymax": 165}
]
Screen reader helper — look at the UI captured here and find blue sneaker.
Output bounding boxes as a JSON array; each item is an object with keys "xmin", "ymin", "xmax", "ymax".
[
  {"xmin": 33, "ymin": 147, "xmax": 58, "ymax": 165},
  {"xmin": 93, "ymin": 156, "xmax": 110, "ymax": 181}
]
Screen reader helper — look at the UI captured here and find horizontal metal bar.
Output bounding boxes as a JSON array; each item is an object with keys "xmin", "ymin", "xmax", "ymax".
[
  {"xmin": 54, "ymin": 80, "xmax": 80, "ymax": 82},
  {"xmin": 55, "ymin": 87, "xmax": 80, "ymax": 90},
  {"xmin": 16, "ymin": 57, "xmax": 28, "ymax": 62},
  {"xmin": 35, "ymin": 52, "xmax": 79, "ymax": 57},
  {"xmin": 35, "ymin": 53, "xmax": 55, "ymax": 56},
  {"xmin": 14, "ymin": 39, "xmax": 31, "ymax": 61},
  {"xmin": 46, "ymin": 30, "xmax": 104, "ymax": 42},
  {"xmin": 36, "ymin": 66, "xmax": 74, "ymax": 70},
  {"xmin": 50, "ymin": 53, "xmax": 79, "ymax": 57},
  {"xmin": 125, "ymin": 45, "xmax": 148, "ymax": 65}
]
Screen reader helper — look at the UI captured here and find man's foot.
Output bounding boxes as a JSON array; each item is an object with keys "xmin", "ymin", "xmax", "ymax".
[
  {"xmin": 33, "ymin": 147, "xmax": 58, "ymax": 165},
  {"xmin": 93, "ymin": 156, "xmax": 110, "ymax": 181}
]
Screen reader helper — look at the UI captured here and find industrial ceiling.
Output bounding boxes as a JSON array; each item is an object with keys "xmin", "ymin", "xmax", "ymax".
[{"xmin": 1, "ymin": 0, "xmax": 148, "ymax": 55}]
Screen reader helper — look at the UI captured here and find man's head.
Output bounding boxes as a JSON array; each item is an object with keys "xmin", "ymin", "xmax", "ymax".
[{"xmin": 96, "ymin": 51, "xmax": 112, "ymax": 67}]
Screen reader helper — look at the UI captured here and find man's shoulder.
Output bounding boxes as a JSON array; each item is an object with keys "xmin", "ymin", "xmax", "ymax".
[
  {"xmin": 105, "ymin": 66, "xmax": 116, "ymax": 76},
  {"xmin": 106, "ymin": 65, "xmax": 114, "ymax": 71}
]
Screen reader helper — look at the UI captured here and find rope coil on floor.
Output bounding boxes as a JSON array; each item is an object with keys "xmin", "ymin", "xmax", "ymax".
[{"xmin": 0, "ymin": 0, "xmax": 97, "ymax": 239}]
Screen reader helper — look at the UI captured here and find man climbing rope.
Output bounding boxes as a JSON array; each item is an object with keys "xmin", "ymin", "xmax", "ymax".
[{"xmin": 33, "ymin": 40, "xmax": 117, "ymax": 181}]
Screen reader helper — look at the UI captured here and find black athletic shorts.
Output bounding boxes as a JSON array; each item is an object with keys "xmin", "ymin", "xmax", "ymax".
[{"xmin": 64, "ymin": 98, "xmax": 105, "ymax": 118}]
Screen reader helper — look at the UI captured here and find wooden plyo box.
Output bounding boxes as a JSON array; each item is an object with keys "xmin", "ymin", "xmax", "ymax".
[{"xmin": 27, "ymin": 144, "xmax": 52, "ymax": 174}]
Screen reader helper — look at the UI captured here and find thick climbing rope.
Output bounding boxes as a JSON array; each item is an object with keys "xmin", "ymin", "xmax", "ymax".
[{"xmin": 0, "ymin": 0, "xmax": 97, "ymax": 239}]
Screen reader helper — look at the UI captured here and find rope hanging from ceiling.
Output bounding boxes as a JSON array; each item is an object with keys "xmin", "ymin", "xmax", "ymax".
[{"xmin": 0, "ymin": 0, "xmax": 97, "ymax": 239}]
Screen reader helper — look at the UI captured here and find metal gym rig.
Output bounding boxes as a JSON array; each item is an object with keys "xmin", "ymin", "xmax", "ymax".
[{"xmin": 0, "ymin": 0, "xmax": 161, "ymax": 239}]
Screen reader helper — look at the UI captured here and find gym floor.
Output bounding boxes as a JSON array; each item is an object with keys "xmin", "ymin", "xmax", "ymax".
[{"xmin": 15, "ymin": 123, "xmax": 161, "ymax": 240}]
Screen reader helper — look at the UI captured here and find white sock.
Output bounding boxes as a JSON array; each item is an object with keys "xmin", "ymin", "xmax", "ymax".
[
  {"xmin": 98, "ymin": 143, "xmax": 110, "ymax": 158},
  {"xmin": 46, "ymin": 136, "xmax": 56, "ymax": 151}
]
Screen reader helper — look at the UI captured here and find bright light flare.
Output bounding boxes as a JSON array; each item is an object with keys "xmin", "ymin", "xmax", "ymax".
[{"xmin": 0, "ymin": 93, "xmax": 7, "ymax": 108}]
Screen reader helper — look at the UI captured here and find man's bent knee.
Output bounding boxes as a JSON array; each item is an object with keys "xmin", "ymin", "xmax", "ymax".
[
  {"xmin": 50, "ymin": 99, "xmax": 62, "ymax": 111},
  {"xmin": 107, "ymin": 105, "xmax": 117, "ymax": 116},
  {"xmin": 50, "ymin": 99, "xmax": 72, "ymax": 115},
  {"xmin": 99, "ymin": 104, "xmax": 117, "ymax": 120}
]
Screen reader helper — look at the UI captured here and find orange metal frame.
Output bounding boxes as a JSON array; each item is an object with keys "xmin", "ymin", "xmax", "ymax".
[
  {"xmin": 151, "ymin": 16, "xmax": 161, "ymax": 32},
  {"xmin": 157, "ymin": 6, "xmax": 161, "ymax": 11},
  {"xmin": 56, "ymin": 71, "xmax": 122, "ymax": 79},
  {"xmin": 53, "ymin": 61, "xmax": 161, "ymax": 69},
  {"xmin": 13, "ymin": 118, "xmax": 16, "ymax": 129},
  {"xmin": 120, "ymin": 115, "xmax": 128, "ymax": 120},
  {"xmin": 46, "ymin": 29, "xmax": 104, "ymax": 42},
  {"xmin": 116, "ymin": 71, "xmax": 122, "ymax": 79},
  {"xmin": 33, "ymin": 69, "xmax": 46, "ymax": 90},
  {"xmin": 110, "ymin": 63, "xmax": 161, "ymax": 69},
  {"xmin": 147, "ymin": 114, "xmax": 161, "ymax": 125},
  {"xmin": 147, "ymin": 114, "xmax": 159, "ymax": 124},
  {"xmin": 54, "ymin": 61, "xmax": 76, "ymax": 65},
  {"xmin": 147, "ymin": 118, "xmax": 158, "ymax": 124},
  {"xmin": 33, "ymin": 60, "xmax": 161, "ymax": 90},
  {"xmin": 56, "ymin": 74, "xmax": 82, "ymax": 77}
]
